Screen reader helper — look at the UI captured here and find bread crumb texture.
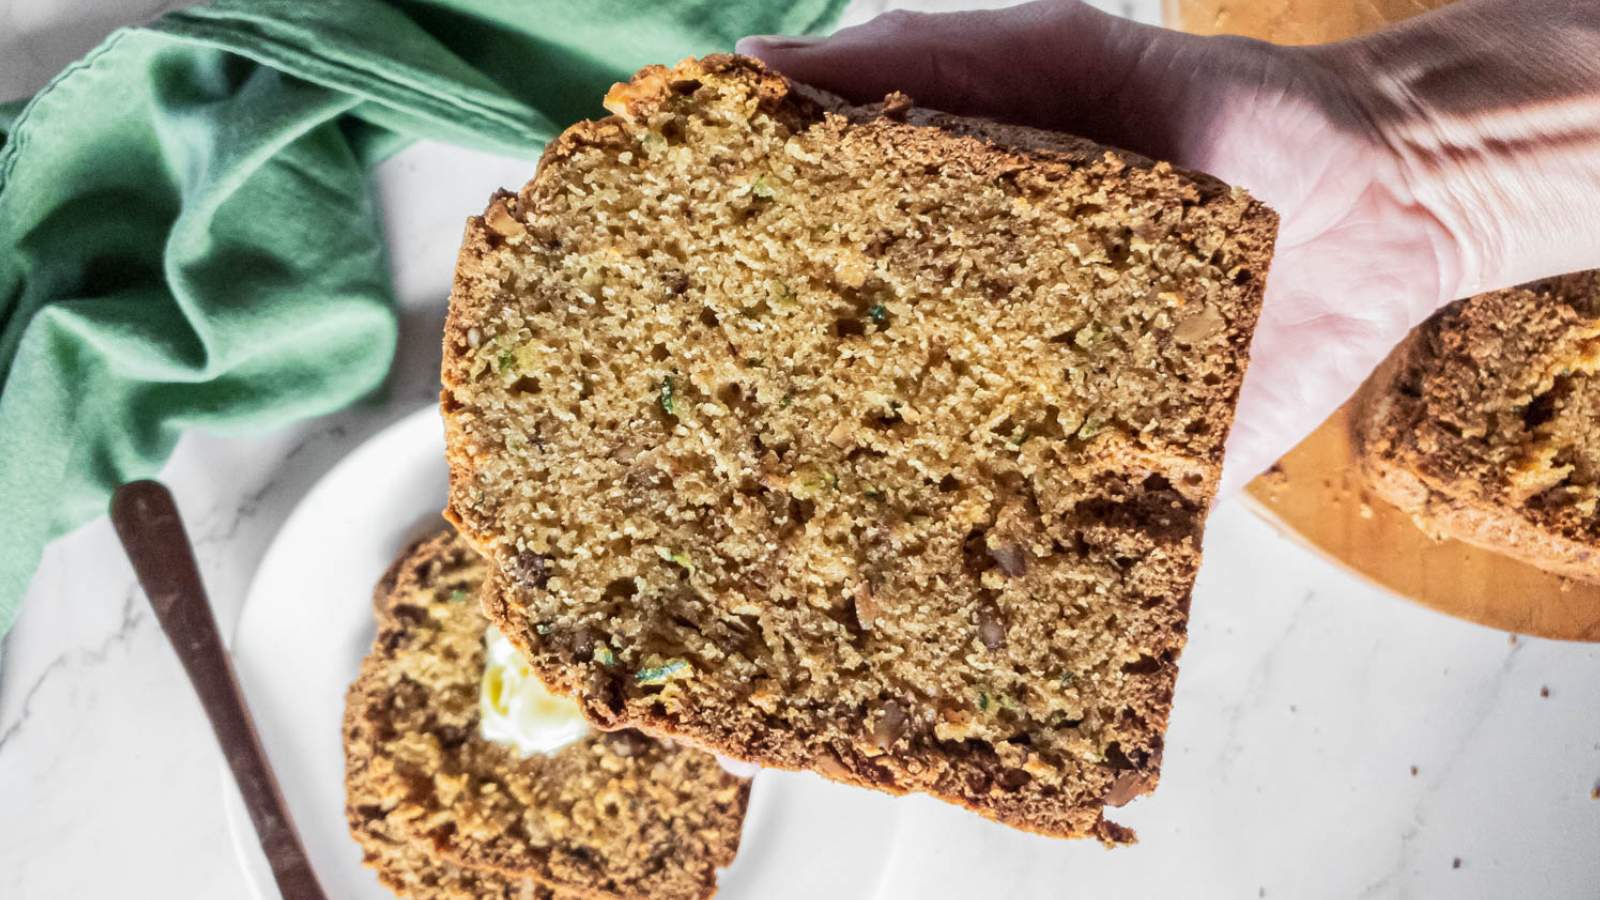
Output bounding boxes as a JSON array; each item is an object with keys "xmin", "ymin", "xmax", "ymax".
[
  {"xmin": 443, "ymin": 55, "xmax": 1277, "ymax": 841},
  {"xmin": 1353, "ymin": 271, "xmax": 1600, "ymax": 582},
  {"xmin": 343, "ymin": 532, "xmax": 749, "ymax": 900}
]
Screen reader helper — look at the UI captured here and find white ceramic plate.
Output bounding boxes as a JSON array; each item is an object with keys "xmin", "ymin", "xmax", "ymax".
[{"xmin": 222, "ymin": 404, "xmax": 907, "ymax": 899}]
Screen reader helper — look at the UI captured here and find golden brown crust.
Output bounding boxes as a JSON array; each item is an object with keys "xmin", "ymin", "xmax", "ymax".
[
  {"xmin": 1352, "ymin": 273, "xmax": 1600, "ymax": 582},
  {"xmin": 442, "ymin": 55, "xmax": 1277, "ymax": 842},
  {"xmin": 343, "ymin": 532, "xmax": 750, "ymax": 900}
]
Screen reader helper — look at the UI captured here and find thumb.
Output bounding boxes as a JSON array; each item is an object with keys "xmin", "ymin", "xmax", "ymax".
[{"xmin": 736, "ymin": 0, "xmax": 1218, "ymax": 167}]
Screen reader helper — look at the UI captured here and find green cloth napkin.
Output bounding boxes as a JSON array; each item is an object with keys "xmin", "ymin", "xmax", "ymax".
[{"xmin": 0, "ymin": 0, "xmax": 844, "ymax": 637}]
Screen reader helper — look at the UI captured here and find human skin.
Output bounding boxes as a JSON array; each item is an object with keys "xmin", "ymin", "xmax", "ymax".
[{"xmin": 738, "ymin": 0, "xmax": 1600, "ymax": 495}]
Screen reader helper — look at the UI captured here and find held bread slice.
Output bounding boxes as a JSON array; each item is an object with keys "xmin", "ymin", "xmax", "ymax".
[
  {"xmin": 442, "ymin": 55, "xmax": 1277, "ymax": 841},
  {"xmin": 1352, "ymin": 272, "xmax": 1600, "ymax": 582},
  {"xmin": 343, "ymin": 532, "xmax": 750, "ymax": 900}
]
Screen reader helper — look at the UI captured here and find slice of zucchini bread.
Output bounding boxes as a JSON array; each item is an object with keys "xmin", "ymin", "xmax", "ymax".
[
  {"xmin": 442, "ymin": 55, "xmax": 1278, "ymax": 841},
  {"xmin": 343, "ymin": 532, "xmax": 750, "ymax": 900},
  {"xmin": 1352, "ymin": 272, "xmax": 1600, "ymax": 582},
  {"xmin": 347, "ymin": 806, "xmax": 554, "ymax": 900}
]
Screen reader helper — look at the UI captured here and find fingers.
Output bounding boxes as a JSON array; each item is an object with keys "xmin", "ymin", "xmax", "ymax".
[
  {"xmin": 738, "ymin": 0, "xmax": 1419, "ymax": 496},
  {"xmin": 739, "ymin": 4, "xmax": 1089, "ymax": 121},
  {"xmin": 738, "ymin": 0, "xmax": 1203, "ymax": 162}
]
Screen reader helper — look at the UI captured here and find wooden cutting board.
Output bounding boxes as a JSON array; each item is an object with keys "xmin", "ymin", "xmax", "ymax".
[
  {"xmin": 1244, "ymin": 407, "xmax": 1600, "ymax": 642},
  {"xmin": 1163, "ymin": 0, "xmax": 1456, "ymax": 43}
]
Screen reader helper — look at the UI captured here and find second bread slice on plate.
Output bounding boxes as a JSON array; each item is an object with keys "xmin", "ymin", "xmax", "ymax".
[{"xmin": 344, "ymin": 531, "xmax": 750, "ymax": 899}]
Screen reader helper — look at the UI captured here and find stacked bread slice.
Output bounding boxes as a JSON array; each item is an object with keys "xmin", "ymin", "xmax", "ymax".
[{"xmin": 343, "ymin": 532, "xmax": 750, "ymax": 899}]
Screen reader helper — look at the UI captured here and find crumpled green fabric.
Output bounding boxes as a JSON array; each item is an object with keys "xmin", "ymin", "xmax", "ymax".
[{"xmin": 0, "ymin": 0, "xmax": 844, "ymax": 636}]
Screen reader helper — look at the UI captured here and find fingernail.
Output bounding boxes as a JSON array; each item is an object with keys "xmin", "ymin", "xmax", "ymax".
[
  {"xmin": 715, "ymin": 754, "xmax": 762, "ymax": 778},
  {"xmin": 736, "ymin": 34, "xmax": 824, "ymax": 56}
]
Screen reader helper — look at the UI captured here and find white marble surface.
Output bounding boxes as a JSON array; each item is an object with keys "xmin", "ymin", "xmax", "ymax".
[{"xmin": 1, "ymin": 1, "xmax": 1597, "ymax": 898}]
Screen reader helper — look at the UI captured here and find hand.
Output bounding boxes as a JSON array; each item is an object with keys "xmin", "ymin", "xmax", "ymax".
[{"xmin": 738, "ymin": 0, "xmax": 1464, "ymax": 495}]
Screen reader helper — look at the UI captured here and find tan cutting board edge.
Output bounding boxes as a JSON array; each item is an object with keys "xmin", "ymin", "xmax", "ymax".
[
  {"xmin": 1163, "ymin": 0, "xmax": 1455, "ymax": 43},
  {"xmin": 1244, "ymin": 406, "xmax": 1600, "ymax": 642}
]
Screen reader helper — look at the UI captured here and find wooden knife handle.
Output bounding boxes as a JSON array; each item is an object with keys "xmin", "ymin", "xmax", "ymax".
[{"xmin": 111, "ymin": 480, "xmax": 328, "ymax": 900}]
